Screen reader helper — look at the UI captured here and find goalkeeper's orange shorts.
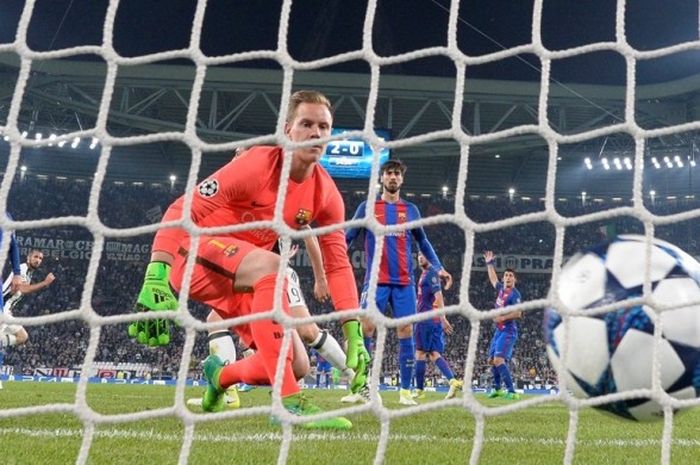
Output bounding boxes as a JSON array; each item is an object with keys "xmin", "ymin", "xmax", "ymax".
[{"xmin": 169, "ymin": 234, "xmax": 287, "ymax": 350}]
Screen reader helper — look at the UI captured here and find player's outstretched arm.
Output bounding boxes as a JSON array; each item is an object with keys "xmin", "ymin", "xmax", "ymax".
[{"xmin": 128, "ymin": 251, "xmax": 178, "ymax": 347}]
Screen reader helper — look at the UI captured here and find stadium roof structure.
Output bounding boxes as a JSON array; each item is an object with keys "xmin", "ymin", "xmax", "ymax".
[{"xmin": 1, "ymin": 54, "xmax": 700, "ymax": 198}]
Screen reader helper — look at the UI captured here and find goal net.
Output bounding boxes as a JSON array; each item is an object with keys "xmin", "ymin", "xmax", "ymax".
[{"xmin": 1, "ymin": 1, "xmax": 699, "ymax": 464}]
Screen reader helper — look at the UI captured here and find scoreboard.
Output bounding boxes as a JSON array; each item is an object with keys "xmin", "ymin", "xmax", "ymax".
[{"xmin": 319, "ymin": 128, "xmax": 391, "ymax": 179}]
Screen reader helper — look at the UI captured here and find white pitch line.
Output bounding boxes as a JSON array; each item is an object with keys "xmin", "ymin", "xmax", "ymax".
[{"xmin": 1, "ymin": 427, "xmax": 699, "ymax": 448}]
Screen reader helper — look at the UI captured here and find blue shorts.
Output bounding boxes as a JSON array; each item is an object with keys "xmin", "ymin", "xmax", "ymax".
[
  {"xmin": 316, "ymin": 361, "xmax": 331, "ymax": 373},
  {"xmin": 360, "ymin": 283, "xmax": 416, "ymax": 318},
  {"xmin": 415, "ymin": 321, "xmax": 445, "ymax": 353},
  {"xmin": 488, "ymin": 328, "xmax": 518, "ymax": 361}
]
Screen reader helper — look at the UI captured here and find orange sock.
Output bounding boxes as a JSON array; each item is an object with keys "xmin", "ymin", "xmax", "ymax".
[
  {"xmin": 220, "ymin": 274, "xmax": 299, "ymax": 397},
  {"xmin": 219, "ymin": 352, "xmax": 272, "ymax": 387}
]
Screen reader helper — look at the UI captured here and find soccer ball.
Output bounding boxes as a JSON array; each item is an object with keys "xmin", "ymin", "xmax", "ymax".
[{"xmin": 544, "ymin": 235, "xmax": 700, "ymax": 421}]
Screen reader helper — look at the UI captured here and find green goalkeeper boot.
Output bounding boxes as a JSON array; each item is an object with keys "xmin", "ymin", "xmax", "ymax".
[
  {"xmin": 201, "ymin": 355, "xmax": 226, "ymax": 412},
  {"xmin": 277, "ymin": 393, "xmax": 353, "ymax": 430}
]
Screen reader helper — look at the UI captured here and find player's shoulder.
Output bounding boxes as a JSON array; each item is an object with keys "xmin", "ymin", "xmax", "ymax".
[
  {"xmin": 238, "ymin": 145, "xmax": 281, "ymax": 160},
  {"xmin": 399, "ymin": 198, "xmax": 422, "ymax": 216},
  {"xmin": 222, "ymin": 146, "xmax": 282, "ymax": 174},
  {"xmin": 427, "ymin": 267, "xmax": 440, "ymax": 282},
  {"xmin": 312, "ymin": 163, "xmax": 342, "ymax": 199}
]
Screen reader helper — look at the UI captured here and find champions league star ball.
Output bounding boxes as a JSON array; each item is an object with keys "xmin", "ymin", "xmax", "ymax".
[{"xmin": 544, "ymin": 235, "xmax": 700, "ymax": 421}]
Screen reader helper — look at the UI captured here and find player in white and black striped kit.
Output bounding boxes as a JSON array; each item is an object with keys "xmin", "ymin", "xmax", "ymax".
[{"xmin": 0, "ymin": 248, "xmax": 55, "ymax": 350}]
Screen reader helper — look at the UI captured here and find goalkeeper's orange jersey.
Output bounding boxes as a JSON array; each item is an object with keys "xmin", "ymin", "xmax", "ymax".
[{"xmin": 153, "ymin": 145, "xmax": 358, "ymax": 311}]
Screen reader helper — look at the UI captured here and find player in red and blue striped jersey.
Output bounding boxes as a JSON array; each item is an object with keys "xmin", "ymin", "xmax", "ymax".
[
  {"xmin": 346, "ymin": 160, "xmax": 452, "ymax": 405},
  {"xmin": 413, "ymin": 252, "xmax": 463, "ymax": 400},
  {"xmin": 484, "ymin": 251, "xmax": 522, "ymax": 400}
]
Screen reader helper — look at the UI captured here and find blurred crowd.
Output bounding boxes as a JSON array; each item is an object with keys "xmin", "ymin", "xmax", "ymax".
[{"xmin": 4, "ymin": 175, "xmax": 700, "ymax": 388}]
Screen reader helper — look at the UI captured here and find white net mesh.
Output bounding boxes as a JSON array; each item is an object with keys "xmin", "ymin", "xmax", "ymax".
[{"xmin": 1, "ymin": 1, "xmax": 700, "ymax": 464}]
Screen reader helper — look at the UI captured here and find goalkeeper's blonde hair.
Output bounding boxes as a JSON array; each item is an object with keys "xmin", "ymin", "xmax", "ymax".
[{"xmin": 286, "ymin": 90, "xmax": 332, "ymax": 122}]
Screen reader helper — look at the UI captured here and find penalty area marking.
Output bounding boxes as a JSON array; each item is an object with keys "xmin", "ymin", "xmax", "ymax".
[{"xmin": 0, "ymin": 427, "xmax": 699, "ymax": 448}]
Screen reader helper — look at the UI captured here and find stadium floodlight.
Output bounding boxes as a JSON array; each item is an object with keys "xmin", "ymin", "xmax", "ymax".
[
  {"xmin": 602, "ymin": 157, "xmax": 610, "ymax": 170},
  {"xmin": 651, "ymin": 157, "xmax": 661, "ymax": 169},
  {"xmin": 584, "ymin": 157, "xmax": 593, "ymax": 170},
  {"xmin": 20, "ymin": 131, "xmax": 27, "ymax": 138},
  {"xmin": 613, "ymin": 157, "xmax": 622, "ymax": 170},
  {"xmin": 2, "ymin": 135, "xmax": 8, "ymax": 141},
  {"xmin": 89, "ymin": 137, "xmax": 98, "ymax": 149},
  {"xmin": 691, "ymin": 160, "xmax": 697, "ymax": 167},
  {"xmin": 169, "ymin": 174, "xmax": 176, "ymax": 182},
  {"xmin": 71, "ymin": 137, "xmax": 80, "ymax": 148},
  {"xmin": 48, "ymin": 133, "xmax": 57, "ymax": 146},
  {"xmin": 494, "ymin": 154, "xmax": 500, "ymax": 159},
  {"xmin": 508, "ymin": 187, "xmax": 515, "ymax": 195},
  {"xmin": 58, "ymin": 140, "xmax": 66, "ymax": 148},
  {"xmin": 623, "ymin": 157, "xmax": 632, "ymax": 170},
  {"xmin": 35, "ymin": 132, "xmax": 42, "ymax": 141},
  {"xmin": 20, "ymin": 165, "xmax": 27, "ymax": 172}
]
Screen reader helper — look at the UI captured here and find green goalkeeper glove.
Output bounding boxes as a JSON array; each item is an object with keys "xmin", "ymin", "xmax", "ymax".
[
  {"xmin": 127, "ymin": 262, "xmax": 177, "ymax": 347},
  {"xmin": 342, "ymin": 319, "xmax": 370, "ymax": 394}
]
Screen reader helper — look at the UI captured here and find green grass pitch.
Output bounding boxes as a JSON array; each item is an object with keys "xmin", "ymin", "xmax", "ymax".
[{"xmin": 1, "ymin": 382, "xmax": 699, "ymax": 464}]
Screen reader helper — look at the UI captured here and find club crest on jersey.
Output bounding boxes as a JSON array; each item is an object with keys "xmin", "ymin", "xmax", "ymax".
[
  {"xmin": 198, "ymin": 179, "xmax": 219, "ymax": 198},
  {"xmin": 207, "ymin": 239, "xmax": 238, "ymax": 257},
  {"xmin": 295, "ymin": 208, "xmax": 312, "ymax": 226},
  {"xmin": 397, "ymin": 212, "xmax": 407, "ymax": 221}
]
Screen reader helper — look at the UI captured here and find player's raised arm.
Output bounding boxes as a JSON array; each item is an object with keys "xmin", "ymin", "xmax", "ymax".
[{"xmin": 484, "ymin": 250, "xmax": 499, "ymax": 288}]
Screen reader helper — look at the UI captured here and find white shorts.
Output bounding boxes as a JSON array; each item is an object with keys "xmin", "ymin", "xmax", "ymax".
[
  {"xmin": 0, "ymin": 309, "xmax": 22, "ymax": 336},
  {"xmin": 285, "ymin": 267, "xmax": 306, "ymax": 309},
  {"xmin": 0, "ymin": 324, "xmax": 22, "ymax": 336}
]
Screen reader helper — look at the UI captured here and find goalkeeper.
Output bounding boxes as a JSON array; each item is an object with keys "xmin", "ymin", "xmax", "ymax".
[{"xmin": 129, "ymin": 90, "xmax": 369, "ymax": 430}]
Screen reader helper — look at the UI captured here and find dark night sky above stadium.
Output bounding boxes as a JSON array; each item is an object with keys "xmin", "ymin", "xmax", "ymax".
[{"xmin": 1, "ymin": 0, "xmax": 700, "ymax": 85}]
